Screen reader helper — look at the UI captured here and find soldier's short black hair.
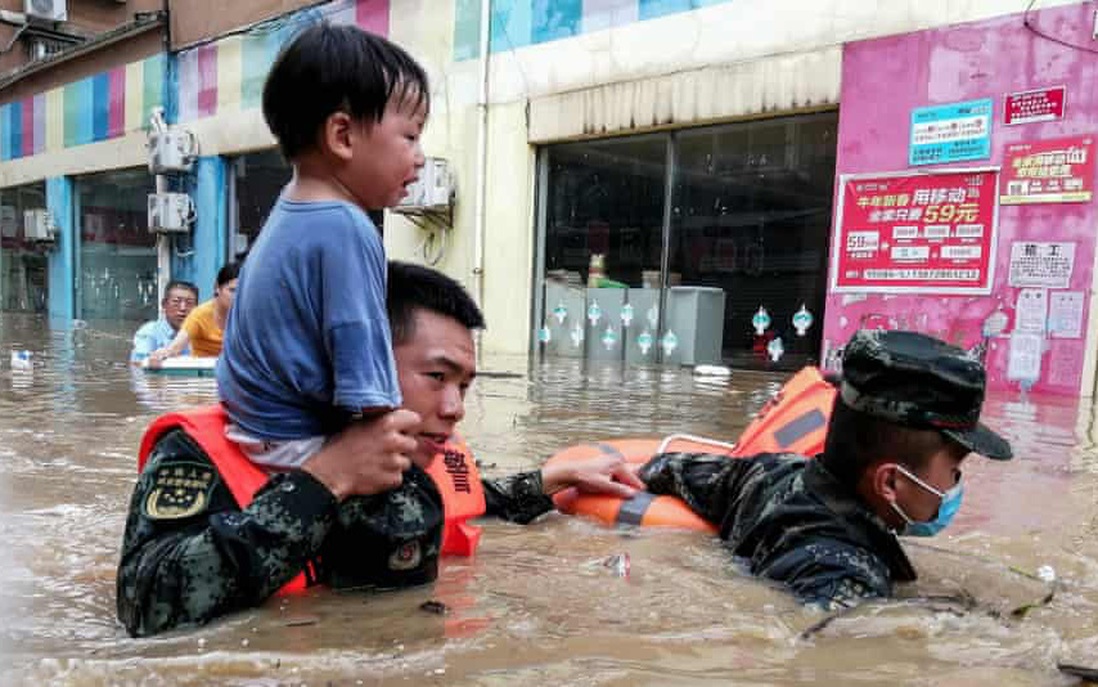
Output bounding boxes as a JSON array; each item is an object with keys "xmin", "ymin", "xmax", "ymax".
[
  {"xmin": 262, "ymin": 22, "xmax": 430, "ymax": 160},
  {"xmin": 819, "ymin": 398, "xmax": 957, "ymax": 488},
  {"xmin": 163, "ymin": 280, "xmax": 198, "ymax": 301},
  {"xmin": 387, "ymin": 261, "xmax": 484, "ymax": 346},
  {"xmin": 216, "ymin": 262, "xmax": 240, "ymax": 287}
]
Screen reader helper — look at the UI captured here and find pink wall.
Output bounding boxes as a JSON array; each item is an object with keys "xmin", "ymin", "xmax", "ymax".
[{"xmin": 824, "ymin": 3, "xmax": 1098, "ymax": 395}]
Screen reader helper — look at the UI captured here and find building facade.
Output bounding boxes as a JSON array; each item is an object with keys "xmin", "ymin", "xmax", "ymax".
[{"xmin": 1, "ymin": 0, "xmax": 1095, "ymax": 396}]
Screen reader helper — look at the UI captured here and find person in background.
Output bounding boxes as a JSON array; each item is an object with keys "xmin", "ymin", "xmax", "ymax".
[
  {"xmin": 148, "ymin": 263, "xmax": 240, "ymax": 364},
  {"xmin": 130, "ymin": 280, "xmax": 198, "ymax": 365}
]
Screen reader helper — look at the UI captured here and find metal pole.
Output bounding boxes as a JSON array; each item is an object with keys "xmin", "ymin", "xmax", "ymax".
[{"xmin": 472, "ymin": 0, "xmax": 491, "ymax": 309}]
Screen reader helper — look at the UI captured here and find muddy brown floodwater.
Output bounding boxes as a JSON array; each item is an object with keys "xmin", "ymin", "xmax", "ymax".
[{"xmin": 0, "ymin": 313, "xmax": 1095, "ymax": 685}]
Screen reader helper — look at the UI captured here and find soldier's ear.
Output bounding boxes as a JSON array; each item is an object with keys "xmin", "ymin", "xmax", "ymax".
[{"xmin": 870, "ymin": 462, "xmax": 901, "ymax": 502}]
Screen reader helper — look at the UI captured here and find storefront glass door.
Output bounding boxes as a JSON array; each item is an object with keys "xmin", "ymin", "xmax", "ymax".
[
  {"xmin": 0, "ymin": 182, "xmax": 49, "ymax": 313},
  {"xmin": 668, "ymin": 112, "xmax": 838, "ymax": 370},
  {"xmin": 536, "ymin": 111, "xmax": 839, "ymax": 370},
  {"xmin": 76, "ymin": 169, "xmax": 158, "ymax": 322},
  {"xmin": 538, "ymin": 136, "xmax": 668, "ymax": 363}
]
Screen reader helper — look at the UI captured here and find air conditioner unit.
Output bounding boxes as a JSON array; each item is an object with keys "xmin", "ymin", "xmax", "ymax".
[
  {"xmin": 147, "ymin": 128, "xmax": 198, "ymax": 174},
  {"xmin": 148, "ymin": 193, "xmax": 195, "ymax": 233},
  {"xmin": 393, "ymin": 157, "xmax": 454, "ymax": 213},
  {"xmin": 24, "ymin": 0, "xmax": 67, "ymax": 23},
  {"xmin": 23, "ymin": 209, "xmax": 55, "ymax": 241}
]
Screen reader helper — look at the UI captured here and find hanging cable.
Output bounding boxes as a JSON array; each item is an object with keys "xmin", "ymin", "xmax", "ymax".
[{"xmin": 1022, "ymin": 0, "xmax": 1098, "ymax": 55}]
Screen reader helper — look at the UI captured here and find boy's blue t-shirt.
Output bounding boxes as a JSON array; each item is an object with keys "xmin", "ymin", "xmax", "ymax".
[{"xmin": 217, "ymin": 197, "xmax": 401, "ymax": 440}]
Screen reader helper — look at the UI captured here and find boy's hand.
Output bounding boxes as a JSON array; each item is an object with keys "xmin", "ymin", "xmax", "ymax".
[{"xmin": 303, "ymin": 409, "xmax": 421, "ymax": 500}]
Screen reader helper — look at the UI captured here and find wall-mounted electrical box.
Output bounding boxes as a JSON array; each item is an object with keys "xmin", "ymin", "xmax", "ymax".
[
  {"xmin": 148, "ymin": 193, "xmax": 195, "ymax": 233},
  {"xmin": 25, "ymin": 0, "xmax": 67, "ymax": 23},
  {"xmin": 22, "ymin": 209, "xmax": 55, "ymax": 242},
  {"xmin": 393, "ymin": 157, "xmax": 454, "ymax": 214},
  {"xmin": 147, "ymin": 128, "xmax": 198, "ymax": 174}
]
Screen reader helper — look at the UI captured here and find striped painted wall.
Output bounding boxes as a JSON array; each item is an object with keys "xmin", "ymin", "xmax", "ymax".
[
  {"xmin": 454, "ymin": 0, "xmax": 735, "ymax": 60},
  {"xmin": 0, "ymin": 53, "xmax": 167, "ymax": 162},
  {"xmin": 177, "ymin": 0, "xmax": 390, "ymax": 123}
]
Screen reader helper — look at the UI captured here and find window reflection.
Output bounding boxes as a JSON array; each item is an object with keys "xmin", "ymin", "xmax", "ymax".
[
  {"xmin": 538, "ymin": 112, "xmax": 838, "ymax": 371},
  {"xmin": 670, "ymin": 113, "xmax": 837, "ymax": 370},
  {"xmin": 544, "ymin": 136, "xmax": 666, "ymax": 289},
  {"xmin": 232, "ymin": 148, "xmax": 383, "ymax": 255},
  {"xmin": 233, "ymin": 149, "xmax": 291, "ymax": 252},
  {"xmin": 0, "ymin": 182, "xmax": 49, "ymax": 313},
  {"xmin": 77, "ymin": 168, "xmax": 157, "ymax": 322}
]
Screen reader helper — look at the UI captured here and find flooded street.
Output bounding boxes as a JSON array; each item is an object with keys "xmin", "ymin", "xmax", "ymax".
[{"xmin": 0, "ymin": 312, "xmax": 1096, "ymax": 686}]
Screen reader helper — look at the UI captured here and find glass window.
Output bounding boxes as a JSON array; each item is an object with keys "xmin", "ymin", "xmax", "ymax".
[
  {"xmin": 536, "ymin": 111, "xmax": 838, "ymax": 370},
  {"xmin": 233, "ymin": 149, "xmax": 291, "ymax": 253},
  {"xmin": 0, "ymin": 182, "xmax": 49, "ymax": 313},
  {"xmin": 539, "ymin": 136, "xmax": 669, "ymax": 362},
  {"xmin": 231, "ymin": 148, "xmax": 383, "ymax": 256},
  {"xmin": 544, "ymin": 136, "xmax": 667, "ymax": 289},
  {"xmin": 76, "ymin": 168, "xmax": 158, "ymax": 322},
  {"xmin": 669, "ymin": 112, "xmax": 838, "ymax": 370}
]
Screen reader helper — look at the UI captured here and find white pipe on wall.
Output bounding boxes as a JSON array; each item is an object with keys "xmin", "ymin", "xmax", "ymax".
[{"xmin": 472, "ymin": 0, "xmax": 491, "ymax": 308}]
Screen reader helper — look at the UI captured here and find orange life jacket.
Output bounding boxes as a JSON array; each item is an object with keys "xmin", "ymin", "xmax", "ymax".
[{"xmin": 137, "ymin": 405, "xmax": 486, "ymax": 594}]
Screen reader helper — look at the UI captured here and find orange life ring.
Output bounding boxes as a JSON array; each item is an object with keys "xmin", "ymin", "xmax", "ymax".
[{"xmin": 548, "ymin": 366, "xmax": 838, "ymax": 532}]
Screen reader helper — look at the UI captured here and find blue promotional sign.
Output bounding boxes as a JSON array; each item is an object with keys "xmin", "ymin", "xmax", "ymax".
[{"xmin": 909, "ymin": 98, "xmax": 993, "ymax": 166}]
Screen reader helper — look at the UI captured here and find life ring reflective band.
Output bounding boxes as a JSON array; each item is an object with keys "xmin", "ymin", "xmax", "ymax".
[{"xmin": 547, "ymin": 367, "xmax": 838, "ymax": 532}]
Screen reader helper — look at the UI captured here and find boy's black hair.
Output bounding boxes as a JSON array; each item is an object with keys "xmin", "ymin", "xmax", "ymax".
[
  {"xmin": 387, "ymin": 261, "xmax": 484, "ymax": 346},
  {"xmin": 216, "ymin": 262, "xmax": 240, "ymax": 287},
  {"xmin": 818, "ymin": 398, "xmax": 956, "ymax": 489},
  {"xmin": 262, "ymin": 22, "xmax": 430, "ymax": 159},
  {"xmin": 163, "ymin": 280, "xmax": 198, "ymax": 300}
]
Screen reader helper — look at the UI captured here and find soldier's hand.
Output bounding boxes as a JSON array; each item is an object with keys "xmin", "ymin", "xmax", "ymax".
[
  {"xmin": 541, "ymin": 454, "xmax": 645, "ymax": 499},
  {"xmin": 302, "ymin": 409, "xmax": 421, "ymax": 501}
]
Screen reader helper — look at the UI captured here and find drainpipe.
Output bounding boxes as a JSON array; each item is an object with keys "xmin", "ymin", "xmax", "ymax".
[{"xmin": 472, "ymin": 0, "xmax": 491, "ymax": 309}]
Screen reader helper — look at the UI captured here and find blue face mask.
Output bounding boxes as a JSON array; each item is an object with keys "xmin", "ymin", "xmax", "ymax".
[{"xmin": 889, "ymin": 464, "xmax": 964, "ymax": 537}]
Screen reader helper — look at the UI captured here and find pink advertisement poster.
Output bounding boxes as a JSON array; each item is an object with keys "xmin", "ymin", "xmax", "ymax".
[
  {"xmin": 833, "ymin": 170, "xmax": 998, "ymax": 294},
  {"xmin": 1000, "ymin": 135, "xmax": 1095, "ymax": 205}
]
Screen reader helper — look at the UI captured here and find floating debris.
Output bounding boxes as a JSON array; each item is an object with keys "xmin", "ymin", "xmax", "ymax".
[
  {"xmin": 1058, "ymin": 663, "xmax": 1098, "ymax": 682},
  {"xmin": 283, "ymin": 616, "xmax": 319, "ymax": 627},
  {"xmin": 604, "ymin": 553, "xmax": 631, "ymax": 579},
  {"xmin": 694, "ymin": 365, "xmax": 732, "ymax": 377},
  {"xmin": 420, "ymin": 600, "xmax": 450, "ymax": 615}
]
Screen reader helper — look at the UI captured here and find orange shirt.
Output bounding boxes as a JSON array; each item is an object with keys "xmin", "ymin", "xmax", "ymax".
[{"xmin": 181, "ymin": 299, "xmax": 223, "ymax": 357}]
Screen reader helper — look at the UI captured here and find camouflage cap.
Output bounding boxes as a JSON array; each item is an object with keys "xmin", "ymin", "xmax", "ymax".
[{"xmin": 840, "ymin": 329, "xmax": 1012, "ymax": 460}]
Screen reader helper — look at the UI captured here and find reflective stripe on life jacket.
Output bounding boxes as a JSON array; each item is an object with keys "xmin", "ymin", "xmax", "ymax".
[
  {"xmin": 137, "ymin": 405, "xmax": 487, "ymax": 594},
  {"xmin": 729, "ymin": 366, "xmax": 837, "ymax": 458}
]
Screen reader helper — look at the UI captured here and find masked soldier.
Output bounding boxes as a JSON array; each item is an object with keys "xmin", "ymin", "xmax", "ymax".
[{"xmin": 638, "ymin": 329, "xmax": 1013, "ymax": 608}]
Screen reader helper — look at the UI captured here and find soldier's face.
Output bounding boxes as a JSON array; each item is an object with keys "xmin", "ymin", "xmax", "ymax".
[
  {"xmin": 393, "ymin": 309, "xmax": 477, "ymax": 467},
  {"xmin": 892, "ymin": 446, "xmax": 966, "ymax": 524}
]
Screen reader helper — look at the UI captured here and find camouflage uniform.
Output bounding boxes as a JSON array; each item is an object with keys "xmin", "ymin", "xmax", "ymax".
[
  {"xmin": 637, "ymin": 329, "xmax": 1013, "ymax": 610},
  {"xmin": 117, "ymin": 429, "xmax": 554, "ymax": 637},
  {"xmin": 639, "ymin": 451, "xmax": 916, "ymax": 610}
]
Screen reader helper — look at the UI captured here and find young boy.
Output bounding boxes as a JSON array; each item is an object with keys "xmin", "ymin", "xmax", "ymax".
[{"xmin": 217, "ymin": 22, "xmax": 428, "ymax": 468}]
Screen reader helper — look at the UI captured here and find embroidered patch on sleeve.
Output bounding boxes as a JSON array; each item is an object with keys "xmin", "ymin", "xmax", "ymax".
[{"xmin": 144, "ymin": 462, "xmax": 217, "ymax": 520}]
